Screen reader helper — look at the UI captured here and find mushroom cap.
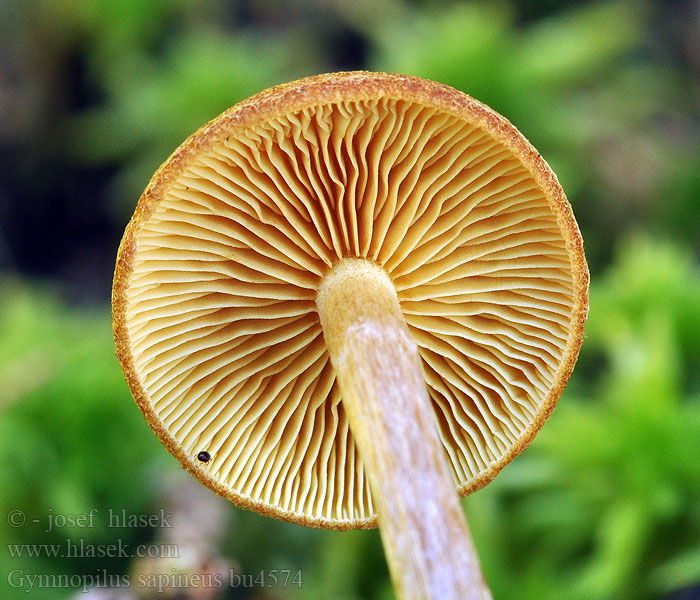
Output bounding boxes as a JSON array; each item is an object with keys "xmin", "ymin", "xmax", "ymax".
[{"xmin": 113, "ymin": 71, "xmax": 588, "ymax": 529}]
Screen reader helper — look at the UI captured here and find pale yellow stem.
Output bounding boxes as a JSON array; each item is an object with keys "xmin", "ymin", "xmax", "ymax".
[{"xmin": 316, "ymin": 259, "xmax": 491, "ymax": 600}]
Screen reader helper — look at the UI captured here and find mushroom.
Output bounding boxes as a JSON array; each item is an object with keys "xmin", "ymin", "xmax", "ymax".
[{"xmin": 113, "ymin": 72, "xmax": 588, "ymax": 600}]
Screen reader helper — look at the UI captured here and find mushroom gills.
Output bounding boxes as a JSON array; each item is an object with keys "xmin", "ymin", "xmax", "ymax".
[{"xmin": 125, "ymin": 93, "xmax": 578, "ymax": 525}]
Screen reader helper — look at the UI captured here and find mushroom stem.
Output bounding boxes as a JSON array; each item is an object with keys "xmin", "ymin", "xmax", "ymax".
[{"xmin": 316, "ymin": 259, "xmax": 491, "ymax": 600}]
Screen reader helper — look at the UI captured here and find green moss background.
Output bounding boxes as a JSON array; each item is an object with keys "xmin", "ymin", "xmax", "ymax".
[{"xmin": 1, "ymin": 1, "xmax": 699, "ymax": 598}]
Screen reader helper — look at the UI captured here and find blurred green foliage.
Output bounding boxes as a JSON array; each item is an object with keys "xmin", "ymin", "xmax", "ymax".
[
  {"xmin": 1, "ymin": 0, "xmax": 699, "ymax": 598},
  {"xmin": 0, "ymin": 281, "xmax": 171, "ymax": 599}
]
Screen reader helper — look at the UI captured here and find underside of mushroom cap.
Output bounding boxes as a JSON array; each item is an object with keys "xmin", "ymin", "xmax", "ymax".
[{"xmin": 113, "ymin": 71, "xmax": 588, "ymax": 529}]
